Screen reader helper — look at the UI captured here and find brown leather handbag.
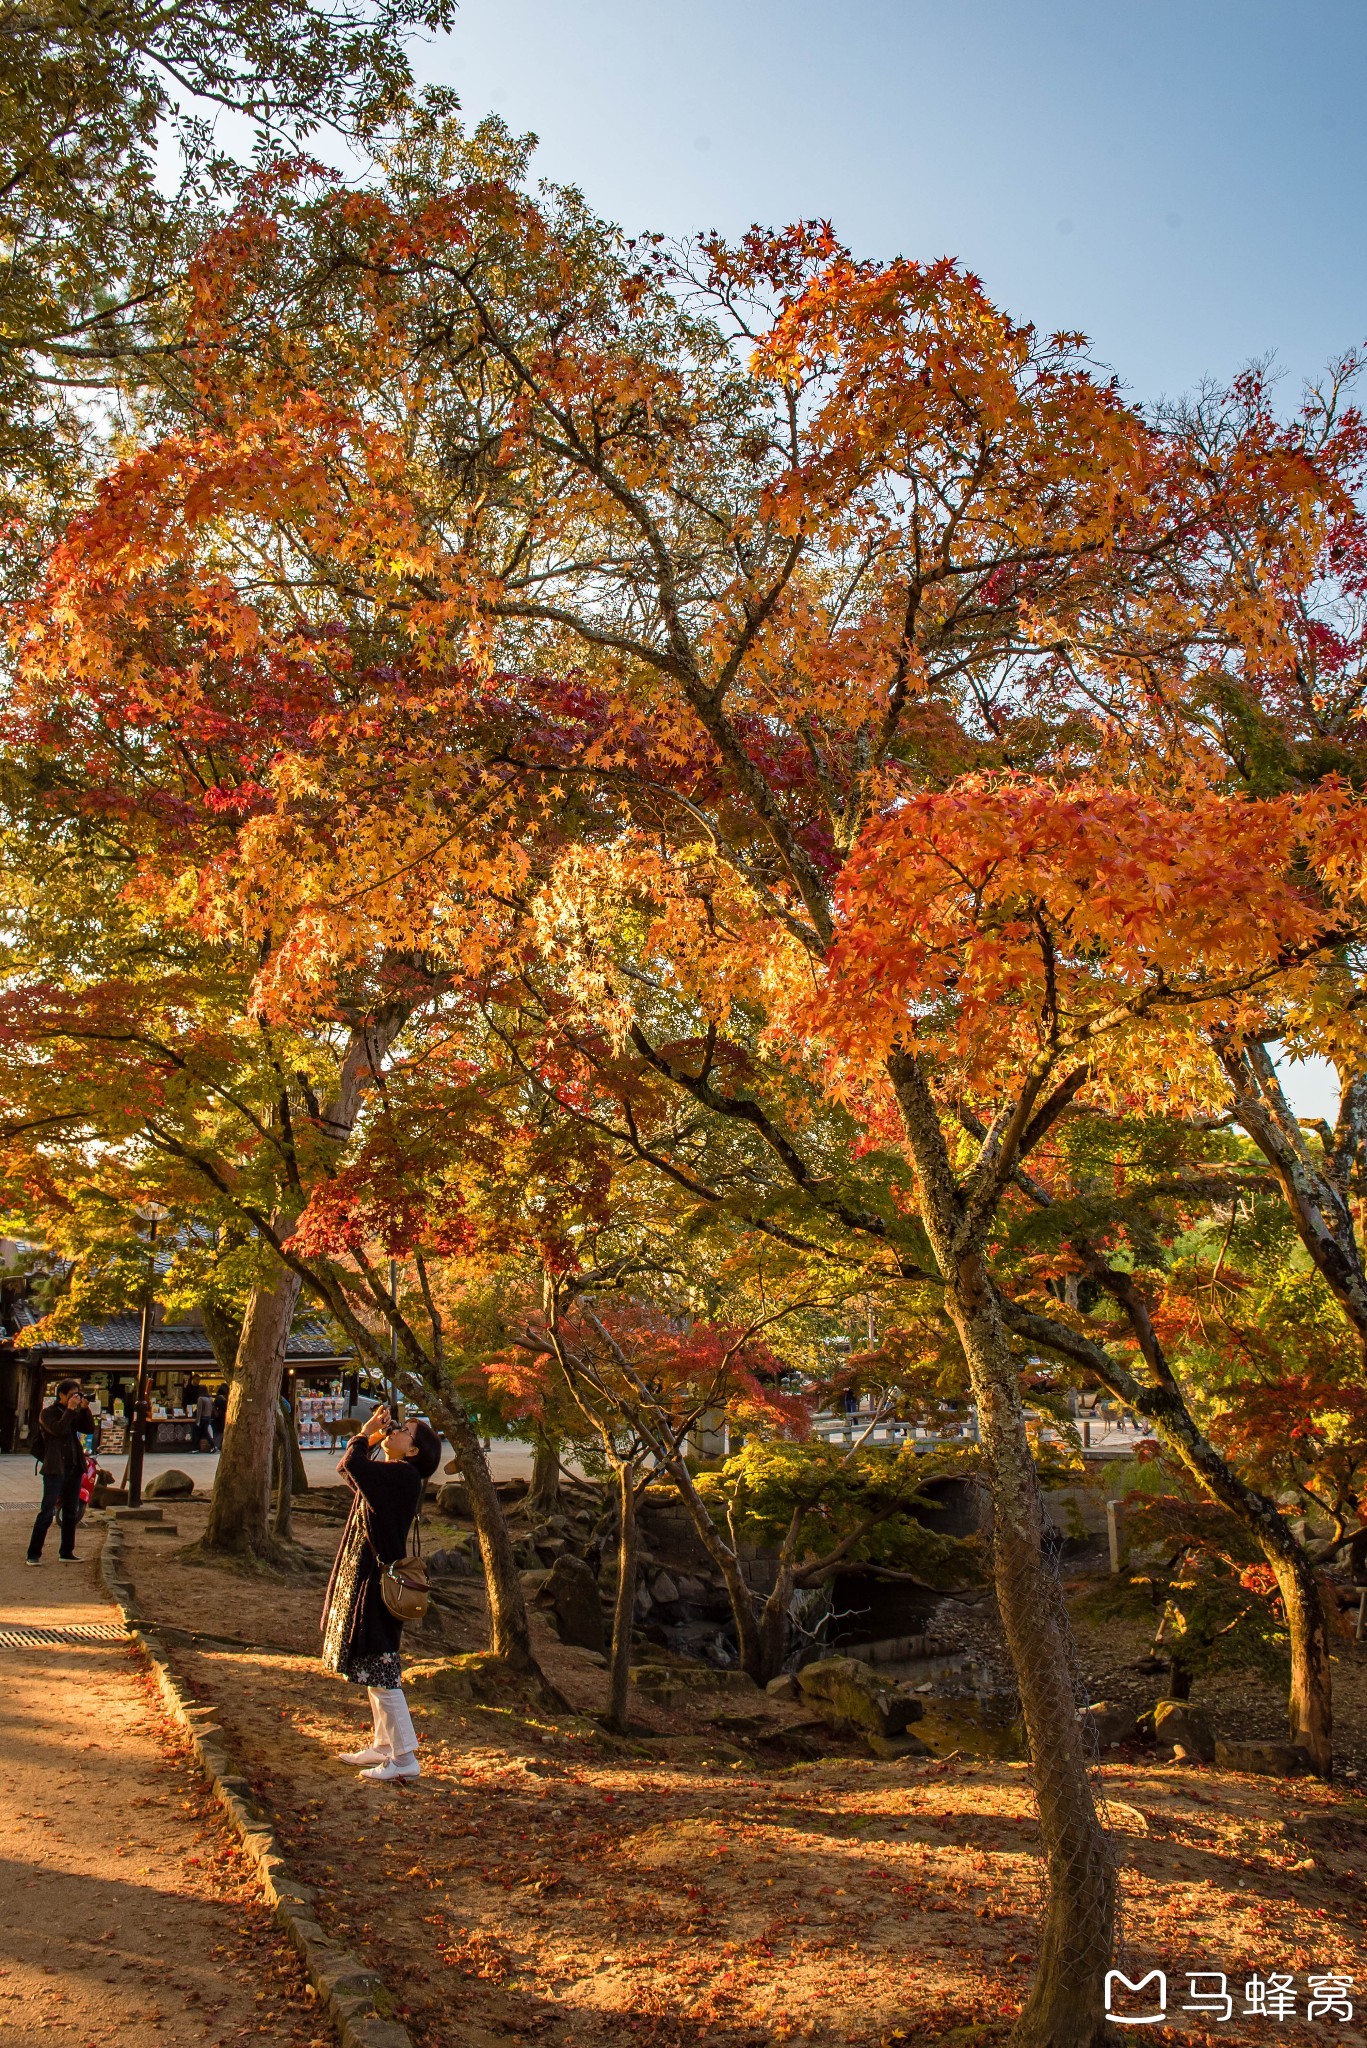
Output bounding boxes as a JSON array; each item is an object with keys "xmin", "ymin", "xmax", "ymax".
[{"xmin": 377, "ymin": 1510, "xmax": 430, "ymax": 1623}]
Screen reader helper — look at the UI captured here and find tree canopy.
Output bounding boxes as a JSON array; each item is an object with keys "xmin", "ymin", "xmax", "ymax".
[{"xmin": 6, "ymin": 94, "xmax": 1367, "ymax": 2048}]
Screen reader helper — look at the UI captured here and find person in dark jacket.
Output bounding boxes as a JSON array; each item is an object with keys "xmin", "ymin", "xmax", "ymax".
[
  {"xmin": 321, "ymin": 1404, "xmax": 442, "ymax": 1780},
  {"xmin": 26, "ymin": 1380, "xmax": 95, "ymax": 1565}
]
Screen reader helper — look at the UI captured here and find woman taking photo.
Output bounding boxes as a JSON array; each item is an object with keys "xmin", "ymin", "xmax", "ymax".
[{"xmin": 321, "ymin": 1403, "xmax": 442, "ymax": 1781}]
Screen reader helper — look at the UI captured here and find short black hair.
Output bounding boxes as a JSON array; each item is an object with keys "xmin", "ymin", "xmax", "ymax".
[
  {"xmin": 55, "ymin": 1378, "xmax": 82, "ymax": 1398},
  {"xmin": 411, "ymin": 1419, "xmax": 442, "ymax": 1480}
]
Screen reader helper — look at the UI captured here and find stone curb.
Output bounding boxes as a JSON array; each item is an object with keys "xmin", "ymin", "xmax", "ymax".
[{"xmin": 100, "ymin": 1519, "xmax": 413, "ymax": 2048}]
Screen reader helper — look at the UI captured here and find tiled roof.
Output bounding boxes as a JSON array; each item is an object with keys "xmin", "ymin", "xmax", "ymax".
[{"xmin": 24, "ymin": 1315, "xmax": 349, "ymax": 1362}]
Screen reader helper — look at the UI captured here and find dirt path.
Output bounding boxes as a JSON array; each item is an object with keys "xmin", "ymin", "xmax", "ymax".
[
  {"xmin": 0, "ymin": 1504, "xmax": 326, "ymax": 2048},
  {"xmin": 110, "ymin": 1494, "xmax": 1367, "ymax": 2048}
]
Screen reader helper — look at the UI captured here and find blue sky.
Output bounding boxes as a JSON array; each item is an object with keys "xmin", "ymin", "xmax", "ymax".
[
  {"xmin": 423, "ymin": 0, "xmax": 1366, "ymax": 411},
  {"xmin": 422, "ymin": 0, "xmax": 1357, "ymax": 1122}
]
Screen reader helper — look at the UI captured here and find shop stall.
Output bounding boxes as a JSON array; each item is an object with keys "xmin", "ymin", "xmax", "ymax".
[{"xmin": 3, "ymin": 1309, "xmax": 355, "ymax": 1452}]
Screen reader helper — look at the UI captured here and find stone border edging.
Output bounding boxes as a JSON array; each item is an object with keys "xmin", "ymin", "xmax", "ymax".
[{"xmin": 99, "ymin": 1518, "xmax": 412, "ymax": 2048}]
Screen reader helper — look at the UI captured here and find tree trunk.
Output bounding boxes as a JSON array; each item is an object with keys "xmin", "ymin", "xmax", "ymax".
[
  {"xmin": 607, "ymin": 1462, "xmax": 638, "ymax": 1734},
  {"xmin": 287, "ymin": 1399, "xmax": 310, "ymax": 1495},
  {"xmin": 757, "ymin": 1561, "xmax": 795, "ymax": 1685},
  {"xmin": 271, "ymin": 1398, "xmax": 293, "ymax": 1542},
  {"xmin": 887, "ymin": 1051, "xmax": 1115, "ymax": 2048},
  {"xmin": 660, "ymin": 1452, "xmax": 763, "ymax": 1679},
  {"xmin": 203, "ymin": 1010, "xmax": 410, "ymax": 1560},
  {"xmin": 1140, "ymin": 1461, "xmax": 1331, "ymax": 1776},
  {"xmin": 756, "ymin": 1513, "xmax": 802, "ymax": 1683},
  {"xmin": 429, "ymin": 1392, "xmax": 539, "ymax": 1674},
  {"xmin": 201, "ymin": 1302, "xmax": 243, "ymax": 1382},
  {"xmin": 204, "ymin": 1261, "xmax": 302, "ymax": 1555},
  {"xmin": 949, "ymin": 1277, "xmax": 1117, "ymax": 2048},
  {"xmin": 1222, "ymin": 1048, "xmax": 1367, "ymax": 1364},
  {"xmin": 527, "ymin": 1432, "xmax": 561, "ymax": 1517},
  {"xmin": 1268, "ymin": 1547, "xmax": 1333, "ymax": 1776},
  {"xmin": 1003, "ymin": 1280, "xmax": 1337, "ymax": 1782}
]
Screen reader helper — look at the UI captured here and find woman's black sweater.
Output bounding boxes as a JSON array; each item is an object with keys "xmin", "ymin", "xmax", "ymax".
[{"xmin": 320, "ymin": 1434, "xmax": 423, "ymax": 1678}]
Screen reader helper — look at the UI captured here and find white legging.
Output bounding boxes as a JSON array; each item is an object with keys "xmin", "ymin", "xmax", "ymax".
[{"xmin": 368, "ymin": 1685, "xmax": 418, "ymax": 1762}]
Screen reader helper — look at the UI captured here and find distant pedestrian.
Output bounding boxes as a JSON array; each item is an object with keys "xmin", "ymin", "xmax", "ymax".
[
  {"xmin": 26, "ymin": 1380, "xmax": 96, "ymax": 1565},
  {"xmin": 321, "ymin": 1405, "xmax": 442, "ymax": 1781},
  {"xmin": 195, "ymin": 1386, "xmax": 214, "ymax": 1452},
  {"xmin": 211, "ymin": 1385, "xmax": 227, "ymax": 1450}
]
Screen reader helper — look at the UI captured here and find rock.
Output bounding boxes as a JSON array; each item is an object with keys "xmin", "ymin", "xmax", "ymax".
[
  {"xmin": 1081, "ymin": 1701, "xmax": 1139, "ymax": 1748},
  {"xmin": 427, "ymin": 1543, "xmax": 476, "ymax": 1578},
  {"xmin": 912, "ymin": 1694, "xmax": 1027, "ymax": 1762},
  {"xmin": 629, "ymin": 1661, "xmax": 759, "ymax": 1711},
  {"xmin": 866, "ymin": 1731, "xmax": 931, "ymax": 1760},
  {"xmin": 766, "ymin": 1674, "xmax": 801, "ymax": 1702},
  {"xmin": 764, "ymin": 1717, "xmax": 836, "ymax": 1758},
  {"xmin": 520, "ymin": 1567, "xmax": 553, "ymax": 1595},
  {"xmin": 698, "ymin": 1706, "xmax": 769, "ymax": 1732},
  {"xmin": 651, "ymin": 1571, "xmax": 681, "ymax": 1605},
  {"xmin": 145, "ymin": 1468, "xmax": 194, "ymax": 1499},
  {"xmin": 1153, "ymin": 1698, "xmax": 1215, "ymax": 1764},
  {"xmin": 544, "ymin": 1554, "xmax": 607, "ymax": 1656},
  {"xmin": 675, "ymin": 1574, "xmax": 708, "ymax": 1603},
  {"xmin": 795, "ymin": 1657, "xmax": 924, "ymax": 1737},
  {"xmin": 632, "ymin": 1661, "xmax": 760, "ymax": 1697},
  {"xmin": 1214, "ymin": 1739, "xmax": 1311, "ymax": 1777},
  {"xmin": 630, "ymin": 1664, "xmax": 689, "ymax": 1709},
  {"xmin": 698, "ymin": 1668, "xmax": 760, "ymax": 1695},
  {"xmin": 649, "ymin": 1733, "xmax": 747, "ymax": 1765},
  {"xmin": 406, "ymin": 1651, "xmax": 560, "ymax": 1713},
  {"xmin": 435, "ymin": 1480, "xmax": 470, "ymax": 1517}
]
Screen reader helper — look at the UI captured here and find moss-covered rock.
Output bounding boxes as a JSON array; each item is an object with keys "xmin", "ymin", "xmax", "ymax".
[{"xmin": 795, "ymin": 1656, "xmax": 923, "ymax": 1736}]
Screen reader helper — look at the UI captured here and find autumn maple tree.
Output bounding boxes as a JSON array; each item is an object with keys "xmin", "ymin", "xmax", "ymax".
[
  {"xmin": 13, "ymin": 101, "xmax": 1367, "ymax": 2047},
  {"xmin": 500, "ymin": 1284, "xmax": 816, "ymax": 1721},
  {"xmin": 965, "ymin": 1062, "xmax": 1355, "ymax": 1776}
]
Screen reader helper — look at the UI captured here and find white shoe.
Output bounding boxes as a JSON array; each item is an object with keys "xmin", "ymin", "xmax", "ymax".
[
  {"xmin": 24, "ymin": 1558, "xmax": 41, "ymax": 1567},
  {"xmin": 338, "ymin": 1746, "xmax": 391, "ymax": 1766},
  {"xmin": 359, "ymin": 1755, "xmax": 420, "ymax": 1782}
]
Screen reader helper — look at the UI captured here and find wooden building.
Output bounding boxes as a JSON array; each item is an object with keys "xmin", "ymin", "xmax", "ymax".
[{"xmin": 0, "ymin": 1303, "xmax": 353, "ymax": 1453}]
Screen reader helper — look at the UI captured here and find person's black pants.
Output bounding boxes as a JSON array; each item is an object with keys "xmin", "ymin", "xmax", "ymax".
[{"xmin": 27, "ymin": 1467, "xmax": 82, "ymax": 1560}]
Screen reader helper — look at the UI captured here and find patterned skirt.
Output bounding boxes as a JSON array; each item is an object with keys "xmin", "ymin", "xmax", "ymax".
[{"xmin": 321, "ymin": 1513, "xmax": 402, "ymax": 1689}]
